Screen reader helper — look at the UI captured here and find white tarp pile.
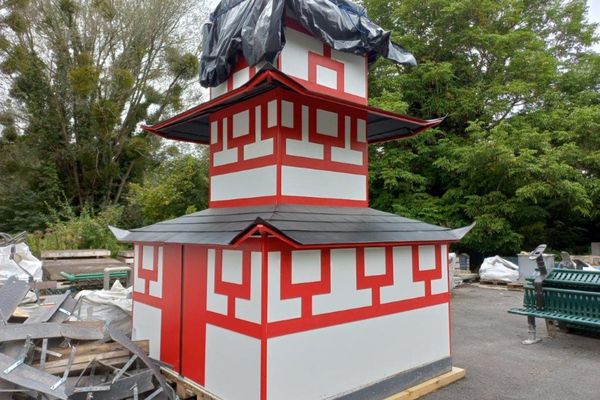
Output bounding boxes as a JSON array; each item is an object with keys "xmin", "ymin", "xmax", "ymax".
[
  {"xmin": 73, "ymin": 280, "xmax": 133, "ymax": 335},
  {"xmin": 0, "ymin": 242, "xmax": 43, "ymax": 282},
  {"xmin": 479, "ymin": 255, "xmax": 519, "ymax": 283}
]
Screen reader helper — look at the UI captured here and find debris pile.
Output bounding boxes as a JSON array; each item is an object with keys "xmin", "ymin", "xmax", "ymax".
[{"xmin": 0, "ymin": 276, "xmax": 176, "ymax": 399}]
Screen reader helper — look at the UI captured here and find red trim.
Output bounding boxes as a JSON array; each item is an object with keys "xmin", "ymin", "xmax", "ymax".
[
  {"xmin": 356, "ymin": 247, "xmax": 394, "ymax": 306},
  {"xmin": 132, "ymin": 291, "xmax": 163, "ymax": 308},
  {"xmin": 280, "ymin": 249, "xmax": 331, "ymax": 317},
  {"xmin": 260, "ymin": 234, "xmax": 269, "ymax": 400},
  {"xmin": 210, "ymin": 195, "xmax": 368, "ymax": 209},
  {"xmin": 214, "ymin": 249, "xmax": 252, "ymax": 317},
  {"xmin": 160, "ymin": 244, "xmax": 183, "ymax": 372},
  {"xmin": 137, "ymin": 245, "xmax": 159, "ymax": 282},
  {"xmin": 143, "ymin": 69, "xmax": 443, "ymax": 145},
  {"xmin": 181, "ymin": 246, "xmax": 208, "ymax": 384}
]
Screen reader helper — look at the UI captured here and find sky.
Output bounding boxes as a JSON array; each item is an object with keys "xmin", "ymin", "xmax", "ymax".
[{"xmin": 589, "ymin": 0, "xmax": 600, "ymax": 50}]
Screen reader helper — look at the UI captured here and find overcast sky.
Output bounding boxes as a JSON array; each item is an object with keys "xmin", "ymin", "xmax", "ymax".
[{"xmin": 588, "ymin": 0, "xmax": 600, "ymax": 50}]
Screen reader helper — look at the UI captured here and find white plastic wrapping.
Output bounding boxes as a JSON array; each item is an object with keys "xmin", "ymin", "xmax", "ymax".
[
  {"xmin": 72, "ymin": 280, "xmax": 133, "ymax": 335},
  {"xmin": 0, "ymin": 242, "xmax": 43, "ymax": 282},
  {"xmin": 479, "ymin": 256, "xmax": 519, "ymax": 283}
]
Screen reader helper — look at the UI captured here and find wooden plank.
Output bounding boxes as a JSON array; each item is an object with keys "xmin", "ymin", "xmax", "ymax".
[
  {"xmin": 385, "ymin": 367, "xmax": 466, "ymax": 400},
  {"xmin": 46, "ymin": 340, "xmax": 149, "ymax": 359},
  {"xmin": 41, "ymin": 249, "xmax": 111, "ymax": 260},
  {"xmin": 161, "ymin": 367, "xmax": 220, "ymax": 400},
  {"xmin": 42, "ymin": 258, "xmax": 127, "ymax": 281},
  {"xmin": 117, "ymin": 250, "xmax": 134, "ymax": 258}
]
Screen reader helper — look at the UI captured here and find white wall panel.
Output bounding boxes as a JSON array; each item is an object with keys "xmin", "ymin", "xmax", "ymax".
[
  {"xmin": 281, "ymin": 166, "xmax": 366, "ymax": 201},
  {"xmin": 205, "ymin": 325, "xmax": 260, "ymax": 400},
  {"xmin": 281, "ymin": 100, "xmax": 294, "ymax": 128},
  {"xmin": 232, "ymin": 110, "xmax": 250, "ymax": 138},
  {"xmin": 316, "ymin": 65, "xmax": 337, "ymax": 89},
  {"xmin": 431, "ymin": 245, "xmax": 449, "ymax": 295},
  {"xmin": 244, "ymin": 139, "xmax": 274, "ymax": 160},
  {"xmin": 418, "ymin": 245, "xmax": 437, "ymax": 271},
  {"xmin": 132, "ymin": 301, "xmax": 161, "ymax": 359},
  {"xmin": 291, "ymin": 250, "xmax": 321, "ymax": 284},
  {"xmin": 148, "ymin": 246, "xmax": 163, "ymax": 298},
  {"xmin": 267, "ymin": 304, "xmax": 450, "ymax": 400},
  {"xmin": 267, "ymin": 100, "xmax": 278, "ymax": 128},
  {"xmin": 316, "ymin": 109, "xmax": 338, "ymax": 137},
  {"xmin": 280, "ymin": 28, "xmax": 323, "ymax": 81},
  {"xmin": 313, "ymin": 248, "xmax": 371, "ymax": 315},
  {"xmin": 236, "ymin": 252, "xmax": 262, "ymax": 323},
  {"xmin": 232, "ymin": 67, "xmax": 249, "ymax": 89},
  {"xmin": 331, "ymin": 49, "xmax": 367, "ymax": 98},
  {"xmin": 268, "ymin": 252, "xmax": 302, "ymax": 322},
  {"xmin": 380, "ymin": 246, "xmax": 425, "ymax": 303},
  {"xmin": 364, "ymin": 247, "xmax": 386, "ymax": 276},
  {"xmin": 133, "ymin": 245, "xmax": 145, "ymax": 293},
  {"xmin": 206, "ymin": 249, "xmax": 228, "ymax": 315},
  {"xmin": 211, "ymin": 166, "xmax": 277, "ymax": 201},
  {"xmin": 221, "ymin": 250, "xmax": 243, "ymax": 284}
]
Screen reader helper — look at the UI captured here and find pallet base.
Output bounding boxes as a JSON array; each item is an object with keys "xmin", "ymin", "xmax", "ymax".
[
  {"xmin": 161, "ymin": 366, "xmax": 465, "ymax": 400},
  {"xmin": 384, "ymin": 367, "xmax": 466, "ymax": 400}
]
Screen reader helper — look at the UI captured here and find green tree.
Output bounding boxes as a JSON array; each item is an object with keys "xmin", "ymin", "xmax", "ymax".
[
  {"xmin": 126, "ymin": 147, "xmax": 209, "ymax": 226},
  {"xmin": 0, "ymin": 0, "xmax": 202, "ymax": 232},
  {"xmin": 365, "ymin": 0, "xmax": 600, "ymax": 256}
]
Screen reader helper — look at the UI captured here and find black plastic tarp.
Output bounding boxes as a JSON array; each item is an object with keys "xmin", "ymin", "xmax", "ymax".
[{"xmin": 200, "ymin": 0, "xmax": 416, "ymax": 87}]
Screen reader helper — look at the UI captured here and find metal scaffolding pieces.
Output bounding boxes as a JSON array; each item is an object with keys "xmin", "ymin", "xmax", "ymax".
[{"xmin": 0, "ymin": 277, "xmax": 177, "ymax": 399}]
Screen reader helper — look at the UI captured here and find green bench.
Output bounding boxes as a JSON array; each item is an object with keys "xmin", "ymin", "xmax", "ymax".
[{"xmin": 509, "ymin": 267, "xmax": 600, "ymax": 343}]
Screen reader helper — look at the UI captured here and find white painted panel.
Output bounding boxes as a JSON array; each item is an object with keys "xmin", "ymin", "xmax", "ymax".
[
  {"xmin": 211, "ymin": 81, "xmax": 227, "ymax": 99},
  {"xmin": 281, "ymin": 166, "xmax": 366, "ymax": 201},
  {"xmin": 211, "ymin": 166, "xmax": 277, "ymax": 201},
  {"xmin": 419, "ymin": 245, "xmax": 437, "ymax": 271},
  {"xmin": 233, "ymin": 110, "xmax": 249, "ymax": 138},
  {"xmin": 280, "ymin": 28, "xmax": 323, "ymax": 80},
  {"xmin": 316, "ymin": 65, "xmax": 337, "ymax": 89},
  {"xmin": 210, "ymin": 121, "xmax": 218, "ymax": 144},
  {"xmin": 142, "ymin": 246, "xmax": 154, "ymax": 270},
  {"xmin": 267, "ymin": 100, "xmax": 277, "ymax": 127},
  {"xmin": 301, "ymin": 105, "xmax": 309, "ymax": 140},
  {"xmin": 205, "ymin": 325, "xmax": 260, "ymax": 400},
  {"xmin": 207, "ymin": 249, "xmax": 228, "ymax": 315},
  {"xmin": 232, "ymin": 67, "xmax": 249, "ymax": 89},
  {"xmin": 364, "ymin": 247, "xmax": 386, "ymax": 276},
  {"xmin": 222, "ymin": 250, "xmax": 243, "ymax": 284},
  {"xmin": 316, "ymin": 109, "xmax": 338, "ymax": 137},
  {"xmin": 268, "ymin": 252, "xmax": 302, "ymax": 322},
  {"xmin": 255, "ymin": 106, "xmax": 262, "ymax": 140},
  {"xmin": 431, "ymin": 245, "xmax": 449, "ymax": 295},
  {"xmin": 380, "ymin": 246, "xmax": 425, "ymax": 303},
  {"xmin": 357, "ymin": 119, "xmax": 367, "ymax": 142},
  {"xmin": 244, "ymin": 139, "xmax": 274, "ymax": 160},
  {"xmin": 345, "ymin": 116, "xmax": 351, "ymax": 148},
  {"xmin": 132, "ymin": 302, "xmax": 161, "ymax": 359},
  {"xmin": 286, "ymin": 139, "xmax": 324, "ymax": 160},
  {"xmin": 291, "ymin": 250, "xmax": 321, "ymax": 284},
  {"xmin": 267, "ymin": 304, "xmax": 450, "ymax": 400},
  {"xmin": 236, "ymin": 252, "xmax": 262, "ymax": 323},
  {"xmin": 332, "ymin": 49, "xmax": 367, "ymax": 98},
  {"xmin": 313, "ymin": 248, "xmax": 371, "ymax": 315},
  {"xmin": 281, "ymin": 100, "xmax": 294, "ymax": 128},
  {"xmin": 331, "ymin": 147, "xmax": 363, "ymax": 165},
  {"xmin": 148, "ymin": 246, "xmax": 163, "ymax": 298},
  {"xmin": 213, "ymin": 148, "xmax": 238, "ymax": 166},
  {"xmin": 133, "ymin": 245, "xmax": 145, "ymax": 293}
]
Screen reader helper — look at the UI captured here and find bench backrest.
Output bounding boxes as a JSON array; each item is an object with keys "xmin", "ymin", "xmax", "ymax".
[
  {"xmin": 40, "ymin": 249, "xmax": 111, "ymax": 260},
  {"xmin": 523, "ymin": 286, "xmax": 600, "ymax": 319}
]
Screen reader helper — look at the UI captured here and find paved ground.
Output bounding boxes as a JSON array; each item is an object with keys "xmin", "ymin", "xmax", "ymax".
[{"xmin": 425, "ymin": 284, "xmax": 600, "ymax": 400}]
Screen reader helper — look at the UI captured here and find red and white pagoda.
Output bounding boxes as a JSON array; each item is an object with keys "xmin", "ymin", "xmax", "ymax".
[{"xmin": 117, "ymin": 4, "xmax": 472, "ymax": 400}]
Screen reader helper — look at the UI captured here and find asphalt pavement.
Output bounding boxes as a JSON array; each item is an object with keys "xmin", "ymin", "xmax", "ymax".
[{"xmin": 425, "ymin": 284, "xmax": 600, "ymax": 400}]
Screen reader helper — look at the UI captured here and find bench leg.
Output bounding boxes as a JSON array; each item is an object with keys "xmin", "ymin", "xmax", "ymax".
[{"xmin": 522, "ymin": 316, "xmax": 542, "ymax": 345}]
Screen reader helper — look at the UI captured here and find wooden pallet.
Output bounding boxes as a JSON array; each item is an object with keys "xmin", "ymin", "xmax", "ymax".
[
  {"xmin": 161, "ymin": 367, "xmax": 219, "ymax": 399},
  {"xmin": 385, "ymin": 367, "xmax": 466, "ymax": 400},
  {"xmin": 160, "ymin": 366, "xmax": 465, "ymax": 400},
  {"xmin": 479, "ymin": 279, "xmax": 523, "ymax": 290}
]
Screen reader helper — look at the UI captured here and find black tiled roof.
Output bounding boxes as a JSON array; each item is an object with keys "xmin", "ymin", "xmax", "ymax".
[{"xmin": 117, "ymin": 205, "xmax": 473, "ymax": 246}]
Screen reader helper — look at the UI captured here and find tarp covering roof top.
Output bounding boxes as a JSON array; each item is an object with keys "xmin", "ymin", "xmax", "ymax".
[
  {"xmin": 200, "ymin": 0, "xmax": 416, "ymax": 87},
  {"xmin": 144, "ymin": 67, "xmax": 444, "ymax": 144},
  {"xmin": 116, "ymin": 205, "xmax": 474, "ymax": 246}
]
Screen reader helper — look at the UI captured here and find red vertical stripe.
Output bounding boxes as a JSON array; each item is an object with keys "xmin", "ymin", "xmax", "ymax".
[
  {"xmin": 181, "ymin": 246, "xmax": 208, "ymax": 385},
  {"xmin": 260, "ymin": 235, "xmax": 269, "ymax": 400},
  {"xmin": 160, "ymin": 244, "xmax": 183, "ymax": 371}
]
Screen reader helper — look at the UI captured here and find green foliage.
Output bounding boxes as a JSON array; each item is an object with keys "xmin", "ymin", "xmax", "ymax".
[
  {"xmin": 27, "ymin": 204, "xmax": 126, "ymax": 257},
  {"xmin": 126, "ymin": 148, "xmax": 209, "ymax": 226},
  {"xmin": 0, "ymin": 0, "xmax": 202, "ymax": 233},
  {"xmin": 365, "ymin": 0, "xmax": 600, "ymax": 256}
]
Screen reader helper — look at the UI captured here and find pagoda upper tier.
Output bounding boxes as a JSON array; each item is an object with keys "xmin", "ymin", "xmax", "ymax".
[{"xmin": 144, "ymin": 16, "xmax": 442, "ymax": 208}]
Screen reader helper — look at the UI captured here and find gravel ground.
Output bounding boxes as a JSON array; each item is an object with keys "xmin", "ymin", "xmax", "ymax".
[{"xmin": 425, "ymin": 284, "xmax": 600, "ymax": 400}]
